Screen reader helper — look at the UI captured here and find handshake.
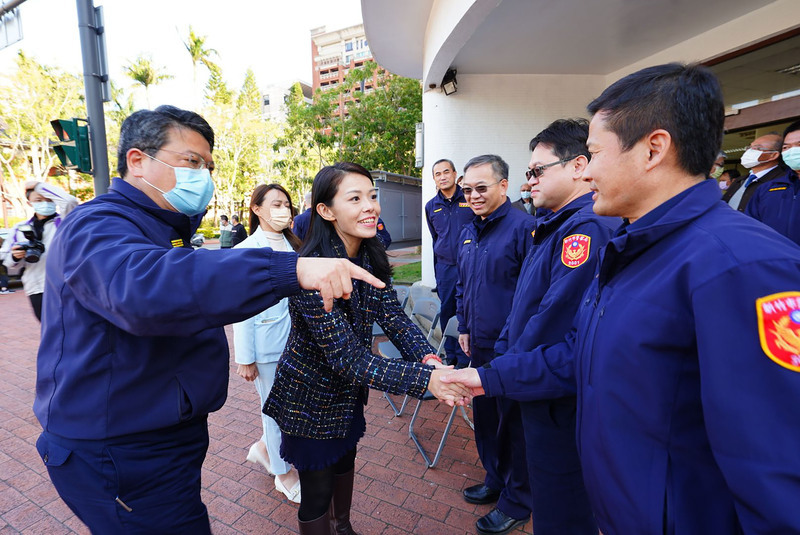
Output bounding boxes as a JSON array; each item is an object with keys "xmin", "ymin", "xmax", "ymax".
[{"xmin": 424, "ymin": 356, "xmax": 485, "ymax": 407}]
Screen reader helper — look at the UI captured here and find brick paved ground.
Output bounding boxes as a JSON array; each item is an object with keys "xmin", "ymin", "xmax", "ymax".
[{"xmin": 0, "ymin": 288, "xmax": 532, "ymax": 534}]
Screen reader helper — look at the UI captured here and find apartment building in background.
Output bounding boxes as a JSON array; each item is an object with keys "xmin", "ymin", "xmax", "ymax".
[{"xmin": 310, "ymin": 23, "xmax": 388, "ymax": 117}]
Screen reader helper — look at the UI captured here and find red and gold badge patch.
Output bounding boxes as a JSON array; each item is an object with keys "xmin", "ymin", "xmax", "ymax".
[
  {"xmin": 377, "ymin": 223, "xmax": 384, "ymax": 231},
  {"xmin": 561, "ymin": 234, "xmax": 590, "ymax": 268},
  {"xmin": 757, "ymin": 292, "xmax": 800, "ymax": 372}
]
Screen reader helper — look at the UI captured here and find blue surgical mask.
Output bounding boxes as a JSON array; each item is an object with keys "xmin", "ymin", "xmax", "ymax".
[
  {"xmin": 32, "ymin": 201, "xmax": 56, "ymax": 217},
  {"xmin": 782, "ymin": 147, "xmax": 800, "ymax": 171},
  {"xmin": 520, "ymin": 191, "xmax": 531, "ymax": 200},
  {"xmin": 142, "ymin": 155, "xmax": 214, "ymax": 216}
]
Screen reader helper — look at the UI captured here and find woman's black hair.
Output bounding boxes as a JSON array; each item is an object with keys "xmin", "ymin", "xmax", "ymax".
[
  {"xmin": 248, "ymin": 183, "xmax": 302, "ymax": 251},
  {"xmin": 299, "ymin": 162, "xmax": 392, "ymax": 284}
]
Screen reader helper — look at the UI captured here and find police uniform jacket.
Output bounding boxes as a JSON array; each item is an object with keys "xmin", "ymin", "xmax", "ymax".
[
  {"xmin": 489, "ymin": 193, "xmax": 619, "ymax": 387},
  {"xmin": 425, "ymin": 186, "xmax": 474, "ymax": 266},
  {"xmin": 745, "ymin": 169, "xmax": 800, "ymax": 246},
  {"xmin": 721, "ymin": 165, "xmax": 786, "ymax": 211},
  {"xmin": 480, "ymin": 179, "xmax": 800, "ymax": 533},
  {"xmin": 456, "ymin": 199, "xmax": 535, "ymax": 351},
  {"xmin": 265, "ymin": 239, "xmax": 434, "ymax": 439},
  {"xmin": 35, "ymin": 178, "xmax": 299, "ymax": 440}
]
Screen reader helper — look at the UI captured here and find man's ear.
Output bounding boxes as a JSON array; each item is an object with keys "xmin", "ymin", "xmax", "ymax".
[
  {"xmin": 572, "ymin": 155, "xmax": 589, "ymax": 180},
  {"xmin": 127, "ymin": 148, "xmax": 147, "ymax": 178},
  {"xmin": 644, "ymin": 129, "xmax": 672, "ymax": 172},
  {"xmin": 316, "ymin": 202, "xmax": 335, "ymax": 222}
]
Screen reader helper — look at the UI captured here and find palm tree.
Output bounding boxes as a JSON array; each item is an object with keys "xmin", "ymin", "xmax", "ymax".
[
  {"xmin": 124, "ymin": 55, "xmax": 173, "ymax": 108},
  {"xmin": 183, "ymin": 26, "xmax": 218, "ymax": 107}
]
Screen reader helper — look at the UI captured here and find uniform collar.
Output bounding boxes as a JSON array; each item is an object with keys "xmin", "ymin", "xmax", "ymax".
[
  {"xmin": 110, "ymin": 177, "xmax": 205, "ymax": 238},
  {"xmin": 599, "ymin": 179, "xmax": 717, "ymax": 282},
  {"xmin": 534, "ymin": 192, "xmax": 594, "ymax": 243},
  {"xmin": 437, "ymin": 185, "xmax": 466, "ymax": 204}
]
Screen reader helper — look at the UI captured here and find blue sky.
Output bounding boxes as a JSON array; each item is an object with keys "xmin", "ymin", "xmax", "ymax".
[{"xmin": 0, "ymin": 0, "xmax": 362, "ymax": 109}]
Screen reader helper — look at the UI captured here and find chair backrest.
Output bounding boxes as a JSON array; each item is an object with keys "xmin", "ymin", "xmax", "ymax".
[
  {"xmin": 435, "ymin": 316, "xmax": 460, "ymax": 357},
  {"xmin": 394, "ymin": 285, "xmax": 410, "ymax": 311},
  {"xmin": 411, "ymin": 298, "xmax": 440, "ymax": 343}
]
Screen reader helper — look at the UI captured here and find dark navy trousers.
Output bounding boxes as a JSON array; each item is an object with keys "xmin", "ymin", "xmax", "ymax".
[
  {"xmin": 520, "ymin": 399, "xmax": 598, "ymax": 534},
  {"xmin": 434, "ymin": 262, "xmax": 468, "ymax": 367},
  {"xmin": 36, "ymin": 417, "xmax": 212, "ymax": 534},
  {"xmin": 471, "ymin": 347, "xmax": 532, "ymax": 521}
]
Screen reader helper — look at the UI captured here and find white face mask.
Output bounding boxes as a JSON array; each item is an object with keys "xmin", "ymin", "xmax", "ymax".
[
  {"xmin": 268, "ymin": 206, "xmax": 292, "ymax": 231},
  {"xmin": 740, "ymin": 148, "xmax": 776, "ymax": 169}
]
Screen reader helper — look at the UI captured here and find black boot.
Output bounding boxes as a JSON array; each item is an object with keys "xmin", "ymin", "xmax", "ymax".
[
  {"xmin": 298, "ymin": 510, "xmax": 332, "ymax": 535},
  {"xmin": 330, "ymin": 469, "xmax": 361, "ymax": 535}
]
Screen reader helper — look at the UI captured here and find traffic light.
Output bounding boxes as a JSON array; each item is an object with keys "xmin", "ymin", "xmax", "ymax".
[{"xmin": 51, "ymin": 118, "xmax": 92, "ymax": 174}]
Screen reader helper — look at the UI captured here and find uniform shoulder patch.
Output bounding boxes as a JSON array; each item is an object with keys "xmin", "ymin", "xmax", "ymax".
[
  {"xmin": 459, "ymin": 202, "xmax": 469, "ymax": 208},
  {"xmin": 561, "ymin": 234, "xmax": 591, "ymax": 268},
  {"xmin": 757, "ymin": 292, "xmax": 800, "ymax": 372}
]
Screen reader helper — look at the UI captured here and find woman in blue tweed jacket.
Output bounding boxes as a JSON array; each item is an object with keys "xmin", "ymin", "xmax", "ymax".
[{"xmin": 264, "ymin": 162, "xmax": 469, "ymax": 535}]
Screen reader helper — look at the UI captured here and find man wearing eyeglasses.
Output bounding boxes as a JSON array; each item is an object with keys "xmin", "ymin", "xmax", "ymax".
[
  {"xmin": 425, "ymin": 158, "xmax": 474, "ymax": 368},
  {"xmin": 447, "ymin": 120, "xmax": 619, "ymax": 534},
  {"xmin": 33, "ymin": 106, "xmax": 385, "ymax": 534},
  {"xmin": 456, "ymin": 154, "xmax": 535, "ymax": 535},
  {"xmin": 445, "ymin": 63, "xmax": 800, "ymax": 534},
  {"xmin": 722, "ymin": 133, "xmax": 785, "ymax": 211}
]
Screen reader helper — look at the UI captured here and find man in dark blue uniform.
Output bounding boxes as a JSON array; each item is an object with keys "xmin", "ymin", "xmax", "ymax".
[
  {"xmin": 463, "ymin": 119, "xmax": 618, "ymax": 535},
  {"xmin": 746, "ymin": 120, "xmax": 800, "ymax": 246},
  {"xmin": 33, "ymin": 106, "xmax": 384, "ymax": 534},
  {"xmin": 445, "ymin": 63, "xmax": 800, "ymax": 533},
  {"xmin": 425, "ymin": 158, "xmax": 473, "ymax": 367},
  {"xmin": 456, "ymin": 154, "xmax": 535, "ymax": 535}
]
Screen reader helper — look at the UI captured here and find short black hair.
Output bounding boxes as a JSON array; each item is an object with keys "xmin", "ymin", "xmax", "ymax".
[
  {"xmin": 529, "ymin": 118, "xmax": 590, "ymax": 161},
  {"xmin": 463, "ymin": 154, "xmax": 508, "ymax": 181},
  {"xmin": 784, "ymin": 120, "xmax": 800, "ymax": 140},
  {"xmin": 432, "ymin": 159, "xmax": 456, "ymax": 174},
  {"xmin": 117, "ymin": 105, "xmax": 215, "ymax": 178},
  {"xmin": 587, "ymin": 63, "xmax": 724, "ymax": 177},
  {"xmin": 220, "ymin": 215, "xmax": 228, "ymax": 221}
]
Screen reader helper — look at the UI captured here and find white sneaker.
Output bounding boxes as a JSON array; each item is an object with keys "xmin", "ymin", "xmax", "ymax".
[{"xmin": 245, "ymin": 441, "xmax": 273, "ymax": 475}]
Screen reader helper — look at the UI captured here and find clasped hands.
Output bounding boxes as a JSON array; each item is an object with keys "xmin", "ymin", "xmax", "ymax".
[{"xmin": 425, "ymin": 356, "xmax": 485, "ymax": 407}]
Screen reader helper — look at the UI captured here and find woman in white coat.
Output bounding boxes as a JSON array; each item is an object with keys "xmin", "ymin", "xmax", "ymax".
[{"xmin": 234, "ymin": 183, "xmax": 303, "ymax": 503}]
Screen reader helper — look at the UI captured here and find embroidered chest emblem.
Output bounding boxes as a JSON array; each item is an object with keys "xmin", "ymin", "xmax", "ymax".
[
  {"xmin": 561, "ymin": 234, "xmax": 590, "ymax": 268},
  {"xmin": 757, "ymin": 292, "xmax": 800, "ymax": 372},
  {"xmin": 459, "ymin": 202, "xmax": 469, "ymax": 208},
  {"xmin": 171, "ymin": 238, "xmax": 185, "ymax": 248}
]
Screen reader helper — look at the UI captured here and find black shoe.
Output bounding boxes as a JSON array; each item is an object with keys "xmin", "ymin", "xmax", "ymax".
[
  {"xmin": 476, "ymin": 508, "xmax": 528, "ymax": 535},
  {"xmin": 463, "ymin": 483, "xmax": 500, "ymax": 505}
]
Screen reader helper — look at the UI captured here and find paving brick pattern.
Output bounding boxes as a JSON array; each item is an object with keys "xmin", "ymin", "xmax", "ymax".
[{"xmin": 0, "ymin": 289, "xmax": 531, "ymax": 534}]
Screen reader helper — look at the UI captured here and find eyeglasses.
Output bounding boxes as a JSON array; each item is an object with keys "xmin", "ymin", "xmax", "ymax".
[
  {"xmin": 462, "ymin": 180, "xmax": 502, "ymax": 197},
  {"xmin": 525, "ymin": 156, "xmax": 579, "ymax": 179},
  {"xmin": 155, "ymin": 148, "xmax": 215, "ymax": 173}
]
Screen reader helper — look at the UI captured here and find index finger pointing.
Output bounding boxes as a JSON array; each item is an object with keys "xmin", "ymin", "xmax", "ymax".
[{"xmin": 347, "ymin": 263, "xmax": 386, "ymax": 289}]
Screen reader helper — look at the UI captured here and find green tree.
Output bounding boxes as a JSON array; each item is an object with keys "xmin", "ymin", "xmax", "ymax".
[
  {"xmin": 183, "ymin": 26, "xmax": 217, "ymax": 108},
  {"xmin": 205, "ymin": 63, "xmax": 233, "ymax": 106},
  {"xmin": 332, "ymin": 62, "xmax": 422, "ymax": 176},
  {"xmin": 237, "ymin": 68, "xmax": 262, "ymax": 115},
  {"xmin": 124, "ymin": 55, "xmax": 173, "ymax": 108},
  {"xmin": 0, "ymin": 52, "xmax": 90, "ymax": 214},
  {"xmin": 273, "ymin": 83, "xmax": 336, "ymax": 198}
]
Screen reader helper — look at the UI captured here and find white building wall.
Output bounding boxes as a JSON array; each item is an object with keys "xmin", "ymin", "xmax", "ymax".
[{"xmin": 420, "ymin": 73, "xmax": 607, "ymax": 285}]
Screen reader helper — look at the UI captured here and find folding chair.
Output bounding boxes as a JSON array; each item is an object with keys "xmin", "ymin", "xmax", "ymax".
[
  {"xmin": 378, "ymin": 298, "xmax": 440, "ymax": 416},
  {"xmin": 371, "ymin": 285, "xmax": 410, "ymax": 344},
  {"xmin": 408, "ymin": 316, "xmax": 474, "ymax": 468}
]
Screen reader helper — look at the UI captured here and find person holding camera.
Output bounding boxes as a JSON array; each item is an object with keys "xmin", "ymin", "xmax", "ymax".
[{"xmin": 1, "ymin": 181, "xmax": 77, "ymax": 320}]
